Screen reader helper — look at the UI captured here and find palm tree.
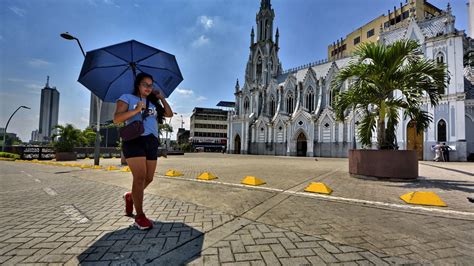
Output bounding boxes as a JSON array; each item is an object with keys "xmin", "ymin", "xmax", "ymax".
[
  {"xmin": 331, "ymin": 40, "xmax": 448, "ymax": 149},
  {"xmin": 159, "ymin": 123, "xmax": 173, "ymax": 138},
  {"xmin": 52, "ymin": 124, "xmax": 85, "ymax": 152}
]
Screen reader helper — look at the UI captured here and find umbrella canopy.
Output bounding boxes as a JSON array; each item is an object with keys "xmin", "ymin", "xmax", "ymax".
[{"xmin": 78, "ymin": 40, "xmax": 183, "ymax": 102}]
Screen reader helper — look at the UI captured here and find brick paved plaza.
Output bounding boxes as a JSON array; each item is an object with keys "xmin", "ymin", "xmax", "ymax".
[{"xmin": 0, "ymin": 154, "xmax": 473, "ymax": 265}]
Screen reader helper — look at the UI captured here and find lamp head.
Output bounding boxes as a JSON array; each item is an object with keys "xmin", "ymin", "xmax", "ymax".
[{"xmin": 60, "ymin": 32, "xmax": 75, "ymax": 40}]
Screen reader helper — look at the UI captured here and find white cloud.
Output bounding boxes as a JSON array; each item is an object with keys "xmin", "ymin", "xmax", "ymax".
[
  {"xmin": 26, "ymin": 84, "xmax": 42, "ymax": 94},
  {"xmin": 103, "ymin": 0, "xmax": 120, "ymax": 7},
  {"xmin": 192, "ymin": 35, "xmax": 210, "ymax": 48},
  {"xmin": 176, "ymin": 88, "xmax": 194, "ymax": 96},
  {"xmin": 198, "ymin": 16, "xmax": 214, "ymax": 30},
  {"xmin": 26, "ymin": 83, "xmax": 42, "ymax": 89},
  {"xmin": 8, "ymin": 78, "xmax": 28, "ymax": 83},
  {"xmin": 28, "ymin": 58, "xmax": 51, "ymax": 68},
  {"xmin": 9, "ymin": 6, "xmax": 26, "ymax": 17},
  {"xmin": 196, "ymin": 96, "xmax": 207, "ymax": 102}
]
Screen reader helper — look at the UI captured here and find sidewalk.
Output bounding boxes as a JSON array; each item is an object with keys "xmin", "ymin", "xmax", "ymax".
[
  {"xmin": 1, "ymin": 161, "xmax": 415, "ymax": 265},
  {"xmin": 1, "ymin": 154, "xmax": 473, "ymax": 264}
]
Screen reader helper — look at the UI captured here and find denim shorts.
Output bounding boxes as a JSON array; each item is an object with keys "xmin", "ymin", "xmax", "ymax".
[{"xmin": 122, "ymin": 134, "xmax": 159, "ymax": 160}]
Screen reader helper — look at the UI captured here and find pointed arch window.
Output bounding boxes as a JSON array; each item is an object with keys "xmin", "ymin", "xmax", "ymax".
[
  {"xmin": 244, "ymin": 97, "xmax": 250, "ymax": 113},
  {"xmin": 305, "ymin": 87, "xmax": 315, "ymax": 112},
  {"xmin": 436, "ymin": 52, "xmax": 444, "ymax": 64},
  {"xmin": 270, "ymin": 95, "xmax": 276, "ymax": 117},
  {"xmin": 437, "ymin": 119, "xmax": 447, "ymax": 142},
  {"xmin": 256, "ymin": 56, "xmax": 263, "ymax": 82},
  {"xmin": 286, "ymin": 92, "xmax": 294, "ymax": 114},
  {"xmin": 329, "ymin": 88, "xmax": 336, "ymax": 108}
]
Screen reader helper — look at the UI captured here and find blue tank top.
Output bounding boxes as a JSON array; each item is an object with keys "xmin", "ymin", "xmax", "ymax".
[{"xmin": 117, "ymin": 94, "xmax": 159, "ymax": 138}]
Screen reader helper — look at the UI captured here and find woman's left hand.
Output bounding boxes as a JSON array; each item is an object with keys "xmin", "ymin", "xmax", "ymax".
[{"xmin": 152, "ymin": 90, "xmax": 165, "ymax": 100}]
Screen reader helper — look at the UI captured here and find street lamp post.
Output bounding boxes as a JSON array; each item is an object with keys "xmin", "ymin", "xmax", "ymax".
[
  {"xmin": 2, "ymin": 106, "xmax": 30, "ymax": 152},
  {"xmin": 165, "ymin": 112, "xmax": 178, "ymax": 151},
  {"xmin": 61, "ymin": 32, "xmax": 102, "ymax": 166}
]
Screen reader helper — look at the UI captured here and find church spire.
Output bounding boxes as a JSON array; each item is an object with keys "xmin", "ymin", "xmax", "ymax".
[
  {"xmin": 256, "ymin": 0, "xmax": 274, "ymax": 42},
  {"xmin": 260, "ymin": 0, "xmax": 271, "ymax": 9},
  {"xmin": 275, "ymin": 27, "xmax": 279, "ymax": 47},
  {"xmin": 251, "ymin": 27, "xmax": 255, "ymax": 46}
]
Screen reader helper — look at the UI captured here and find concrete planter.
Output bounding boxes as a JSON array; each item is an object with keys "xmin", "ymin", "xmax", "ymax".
[
  {"xmin": 349, "ymin": 149, "xmax": 418, "ymax": 180},
  {"xmin": 55, "ymin": 152, "xmax": 77, "ymax": 161}
]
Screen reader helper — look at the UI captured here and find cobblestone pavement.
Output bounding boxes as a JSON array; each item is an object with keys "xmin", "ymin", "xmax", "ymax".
[{"xmin": 1, "ymin": 154, "xmax": 473, "ymax": 265}]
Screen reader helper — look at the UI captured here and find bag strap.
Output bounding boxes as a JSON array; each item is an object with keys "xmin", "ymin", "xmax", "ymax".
[{"xmin": 140, "ymin": 98, "xmax": 150, "ymax": 121}]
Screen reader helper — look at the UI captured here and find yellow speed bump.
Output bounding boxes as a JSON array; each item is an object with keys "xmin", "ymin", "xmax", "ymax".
[
  {"xmin": 400, "ymin": 191, "xmax": 447, "ymax": 207},
  {"xmin": 92, "ymin": 165, "xmax": 103, "ymax": 169},
  {"xmin": 105, "ymin": 166, "xmax": 119, "ymax": 171},
  {"xmin": 80, "ymin": 164, "xmax": 93, "ymax": 169},
  {"xmin": 165, "ymin": 169, "xmax": 183, "ymax": 177},
  {"xmin": 241, "ymin": 176, "xmax": 265, "ymax": 186},
  {"xmin": 304, "ymin": 182, "xmax": 333, "ymax": 195},
  {"xmin": 197, "ymin": 172, "xmax": 218, "ymax": 180},
  {"xmin": 121, "ymin": 166, "xmax": 131, "ymax": 172}
]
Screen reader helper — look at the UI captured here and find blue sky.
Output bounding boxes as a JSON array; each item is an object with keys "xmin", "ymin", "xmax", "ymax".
[{"xmin": 0, "ymin": 0, "xmax": 469, "ymax": 141}]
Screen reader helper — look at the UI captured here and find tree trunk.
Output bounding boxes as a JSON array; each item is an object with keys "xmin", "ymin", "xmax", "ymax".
[{"xmin": 377, "ymin": 117, "xmax": 385, "ymax": 149}]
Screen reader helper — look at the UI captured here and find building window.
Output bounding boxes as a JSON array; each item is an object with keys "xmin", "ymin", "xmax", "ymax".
[
  {"xmin": 286, "ymin": 93, "xmax": 294, "ymax": 114},
  {"xmin": 395, "ymin": 15, "xmax": 401, "ymax": 23},
  {"xmin": 244, "ymin": 97, "xmax": 250, "ymax": 113},
  {"xmin": 437, "ymin": 119, "xmax": 447, "ymax": 142},
  {"xmin": 354, "ymin": 36, "xmax": 360, "ymax": 45},
  {"xmin": 402, "ymin": 11, "xmax": 409, "ymax": 20},
  {"xmin": 436, "ymin": 52, "xmax": 444, "ymax": 64},
  {"xmin": 305, "ymin": 88, "xmax": 315, "ymax": 112},
  {"xmin": 367, "ymin": 29, "xmax": 375, "ymax": 38},
  {"xmin": 270, "ymin": 95, "xmax": 276, "ymax": 116}
]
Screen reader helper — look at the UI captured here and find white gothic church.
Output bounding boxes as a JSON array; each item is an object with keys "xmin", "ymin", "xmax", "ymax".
[{"xmin": 227, "ymin": 0, "xmax": 474, "ymax": 161}]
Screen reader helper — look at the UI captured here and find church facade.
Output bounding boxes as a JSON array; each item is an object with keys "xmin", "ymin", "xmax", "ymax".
[{"xmin": 228, "ymin": 0, "xmax": 474, "ymax": 161}]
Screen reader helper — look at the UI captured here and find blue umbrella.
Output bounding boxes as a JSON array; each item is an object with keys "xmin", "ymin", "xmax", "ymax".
[{"xmin": 78, "ymin": 40, "xmax": 183, "ymax": 102}]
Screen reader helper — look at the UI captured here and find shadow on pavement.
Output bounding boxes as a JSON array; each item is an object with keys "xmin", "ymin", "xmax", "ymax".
[
  {"xmin": 78, "ymin": 221, "xmax": 203, "ymax": 265},
  {"xmin": 387, "ymin": 177, "xmax": 474, "ymax": 193},
  {"xmin": 420, "ymin": 163, "xmax": 474, "ymax": 176}
]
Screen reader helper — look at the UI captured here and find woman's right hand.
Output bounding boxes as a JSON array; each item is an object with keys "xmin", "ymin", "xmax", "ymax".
[{"xmin": 134, "ymin": 101, "xmax": 145, "ymax": 113}]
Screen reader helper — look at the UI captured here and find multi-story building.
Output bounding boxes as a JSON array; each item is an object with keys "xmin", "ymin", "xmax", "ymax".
[
  {"xmin": 89, "ymin": 94, "xmax": 116, "ymax": 127},
  {"xmin": 30, "ymin": 130, "xmax": 40, "ymax": 143},
  {"xmin": 228, "ymin": 0, "xmax": 474, "ymax": 161},
  {"xmin": 190, "ymin": 107, "xmax": 228, "ymax": 152},
  {"xmin": 177, "ymin": 128, "xmax": 190, "ymax": 145},
  {"xmin": 328, "ymin": 0, "xmax": 442, "ymax": 60},
  {"xmin": 38, "ymin": 76, "xmax": 59, "ymax": 141}
]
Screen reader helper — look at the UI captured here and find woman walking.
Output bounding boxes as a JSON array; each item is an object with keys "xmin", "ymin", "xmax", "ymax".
[{"xmin": 113, "ymin": 72, "xmax": 173, "ymax": 230}]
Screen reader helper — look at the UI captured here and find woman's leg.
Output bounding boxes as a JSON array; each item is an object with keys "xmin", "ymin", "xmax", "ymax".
[
  {"xmin": 144, "ymin": 160, "xmax": 157, "ymax": 189},
  {"xmin": 126, "ymin": 157, "xmax": 147, "ymax": 216}
]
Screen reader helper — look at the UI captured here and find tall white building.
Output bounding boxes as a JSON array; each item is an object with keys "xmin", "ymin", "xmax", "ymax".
[
  {"xmin": 89, "ymin": 94, "xmax": 116, "ymax": 127},
  {"xmin": 468, "ymin": 0, "xmax": 474, "ymax": 37},
  {"xmin": 190, "ymin": 107, "xmax": 228, "ymax": 152},
  {"xmin": 30, "ymin": 130, "xmax": 40, "ymax": 143},
  {"xmin": 228, "ymin": 0, "xmax": 474, "ymax": 161},
  {"xmin": 38, "ymin": 76, "xmax": 59, "ymax": 141}
]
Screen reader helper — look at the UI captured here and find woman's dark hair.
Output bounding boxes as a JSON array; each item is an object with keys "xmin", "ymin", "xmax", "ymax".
[{"xmin": 133, "ymin": 72, "xmax": 165, "ymax": 124}]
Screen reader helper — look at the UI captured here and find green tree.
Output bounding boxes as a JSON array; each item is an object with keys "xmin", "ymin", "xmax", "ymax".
[
  {"xmin": 331, "ymin": 40, "xmax": 448, "ymax": 149},
  {"xmin": 81, "ymin": 127, "xmax": 96, "ymax": 147},
  {"xmin": 159, "ymin": 123, "xmax": 173, "ymax": 137},
  {"xmin": 51, "ymin": 124, "xmax": 85, "ymax": 152}
]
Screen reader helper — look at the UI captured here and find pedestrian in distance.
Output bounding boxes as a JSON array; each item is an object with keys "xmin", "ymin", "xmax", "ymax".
[
  {"xmin": 432, "ymin": 142, "xmax": 442, "ymax": 162},
  {"xmin": 440, "ymin": 142, "xmax": 452, "ymax": 162},
  {"xmin": 113, "ymin": 72, "xmax": 174, "ymax": 230}
]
